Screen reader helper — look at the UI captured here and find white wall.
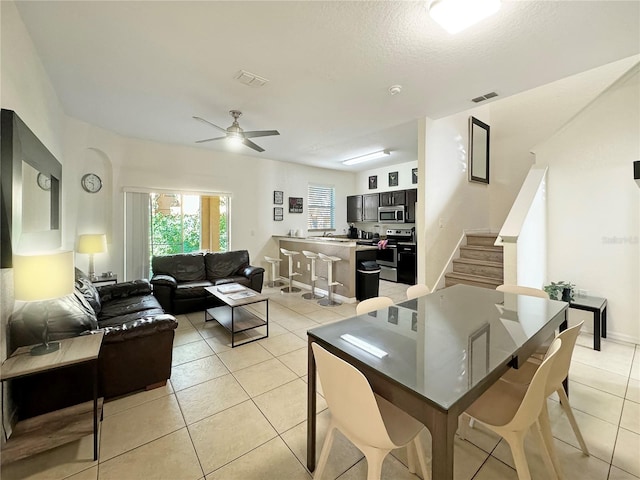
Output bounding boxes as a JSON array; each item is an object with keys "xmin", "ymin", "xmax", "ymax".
[{"xmin": 535, "ymin": 64, "xmax": 640, "ymax": 344}]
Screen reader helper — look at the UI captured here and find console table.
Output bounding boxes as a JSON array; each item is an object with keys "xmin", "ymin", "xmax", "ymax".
[
  {"xmin": 570, "ymin": 295, "xmax": 607, "ymax": 351},
  {"xmin": 0, "ymin": 333, "xmax": 104, "ymax": 465}
]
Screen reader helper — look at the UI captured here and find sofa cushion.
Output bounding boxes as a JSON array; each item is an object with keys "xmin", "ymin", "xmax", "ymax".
[
  {"xmin": 152, "ymin": 253, "xmax": 206, "ymax": 282},
  {"xmin": 75, "ymin": 268, "xmax": 101, "ymax": 314},
  {"xmin": 98, "ymin": 294, "xmax": 164, "ymax": 324},
  {"xmin": 174, "ymin": 280, "xmax": 214, "ymax": 300},
  {"xmin": 205, "ymin": 251, "xmax": 249, "ymax": 279}
]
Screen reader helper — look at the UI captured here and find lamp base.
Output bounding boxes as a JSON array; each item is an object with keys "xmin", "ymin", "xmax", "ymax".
[{"xmin": 30, "ymin": 342, "xmax": 60, "ymax": 356}]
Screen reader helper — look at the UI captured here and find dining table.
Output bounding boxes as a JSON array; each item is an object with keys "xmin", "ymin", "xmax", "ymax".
[{"xmin": 307, "ymin": 284, "xmax": 568, "ymax": 480}]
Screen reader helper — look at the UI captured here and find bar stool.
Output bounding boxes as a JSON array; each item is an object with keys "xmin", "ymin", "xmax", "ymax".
[
  {"xmin": 280, "ymin": 248, "xmax": 301, "ymax": 293},
  {"xmin": 301, "ymin": 250, "xmax": 323, "ymax": 300},
  {"xmin": 264, "ymin": 256, "xmax": 284, "ymax": 288},
  {"xmin": 318, "ymin": 253, "xmax": 342, "ymax": 306}
]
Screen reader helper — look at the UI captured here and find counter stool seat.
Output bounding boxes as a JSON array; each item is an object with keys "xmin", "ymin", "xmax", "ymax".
[
  {"xmin": 318, "ymin": 253, "xmax": 342, "ymax": 307},
  {"xmin": 264, "ymin": 256, "xmax": 284, "ymax": 288},
  {"xmin": 301, "ymin": 250, "xmax": 323, "ymax": 300},
  {"xmin": 280, "ymin": 248, "xmax": 301, "ymax": 293}
]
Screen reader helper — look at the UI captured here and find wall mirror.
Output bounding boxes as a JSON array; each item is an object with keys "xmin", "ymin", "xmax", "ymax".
[
  {"xmin": 1, "ymin": 109, "xmax": 62, "ymax": 268},
  {"xmin": 469, "ymin": 116, "xmax": 490, "ymax": 184}
]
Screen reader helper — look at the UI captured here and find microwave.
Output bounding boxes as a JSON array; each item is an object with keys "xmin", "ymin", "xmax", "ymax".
[{"xmin": 378, "ymin": 206, "xmax": 405, "ymax": 223}]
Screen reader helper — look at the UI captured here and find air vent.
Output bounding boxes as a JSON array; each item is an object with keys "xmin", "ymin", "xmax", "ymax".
[
  {"xmin": 472, "ymin": 91, "xmax": 498, "ymax": 103},
  {"xmin": 234, "ymin": 70, "xmax": 269, "ymax": 87}
]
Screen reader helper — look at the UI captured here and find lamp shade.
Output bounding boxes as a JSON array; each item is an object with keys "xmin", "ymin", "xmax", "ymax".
[
  {"xmin": 77, "ymin": 234, "xmax": 107, "ymax": 254},
  {"xmin": 13, "ymin": 251, "xmax": 75, "ymax": 302}
]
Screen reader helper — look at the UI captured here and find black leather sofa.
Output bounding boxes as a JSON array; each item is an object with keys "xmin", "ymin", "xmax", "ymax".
[
  {"xmin": 150, "ymin": 250, "xmax": 265, "ymax": 314},
  {"xmin": 9, "ymin": 269, "xmax": 178, "ymax": 418}
]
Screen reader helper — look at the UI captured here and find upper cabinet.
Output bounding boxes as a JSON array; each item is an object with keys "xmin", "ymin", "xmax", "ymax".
[
  {"xmin": 380, "ymin": 190, "xmax": 406, "ymax": 207},
  {"xmin": 348, "ymin": 193, "xmax": 379, "ymax": 222},
  {"xmin": 347, "ymin": 195, "xmax": 363, "ymax": 223},
  {"xmin": 405, "ymin": 188, "xmax": 417, "ymax": 223}
]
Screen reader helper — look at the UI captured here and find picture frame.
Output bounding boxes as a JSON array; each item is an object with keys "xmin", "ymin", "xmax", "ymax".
[
  {"xmin": 469, "ymin": 116, "xmax": 490, "ymax": 184},
  {"xmin": 412, "ymin": 168, "xmax": 418, "ymax": 185},
  {"xmin": 289, "ymin": 197, "xmax": 303, "ymax": 213},
  {"xmin": 273, "ymin": 190, "xmax": 283, "ymax": 205},
  {"xmin": 368, "ymin": 175, "xmax": 377, "ymax": 190},
  {"xmin": 273, "ymin": 207, "xmax": 283, "ymax": 221},
  {"xmin": 388, "ymin": 171, "xmax": 399, "ymax": 187}
]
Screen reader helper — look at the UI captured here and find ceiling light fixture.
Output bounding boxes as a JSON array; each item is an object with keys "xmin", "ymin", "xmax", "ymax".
[
  {"xmin": 429, "ymin": 0, "xmax": 501, "ymax": 34},
  {"xmin": 342, "ymin": 150, "xmax": 390, "ymax": 166}
]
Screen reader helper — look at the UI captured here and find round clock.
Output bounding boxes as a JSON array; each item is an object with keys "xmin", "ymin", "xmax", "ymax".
[
  {"xmin": 81, "ymin": 173, "xmax": 102, "ymax": 193},
  {"xmin": 37, "ymin": 172, "xmax": 51, "ymax": 191}
]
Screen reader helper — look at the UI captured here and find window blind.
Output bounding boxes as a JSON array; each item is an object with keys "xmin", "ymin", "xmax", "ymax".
[{"xmin": 307, "ymin": 184, "xmax": 335, "ymax": 230}]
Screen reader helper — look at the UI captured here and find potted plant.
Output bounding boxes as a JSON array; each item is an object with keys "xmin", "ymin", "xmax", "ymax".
[{"xmin": 544, "ymin": 281, "xmax": 575, "ymax": 302}]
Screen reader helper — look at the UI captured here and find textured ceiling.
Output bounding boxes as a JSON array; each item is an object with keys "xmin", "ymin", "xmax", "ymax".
[{"xmin": 13, "ymin": 1, "xmax": 640, "ymax": 171}]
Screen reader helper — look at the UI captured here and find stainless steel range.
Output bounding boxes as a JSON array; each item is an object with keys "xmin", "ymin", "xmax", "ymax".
[{"xmin": 377, "ymin": 228, "xmax": 415, "ymax": 283}]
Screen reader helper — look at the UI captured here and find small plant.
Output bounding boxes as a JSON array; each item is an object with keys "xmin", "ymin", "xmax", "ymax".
[{"xmin": 544, "ymin": 281, "xmax": 575, "ymax": 302}]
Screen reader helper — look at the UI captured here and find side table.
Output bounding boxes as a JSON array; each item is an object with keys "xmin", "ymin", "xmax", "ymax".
[
  {"xmin": 570, "ymin": 295, "xmax": 607, "ymax": 351},
  {"xmin": 0, "ymin": 332, "xmax": 104, "ymax": 465},
  {"xmin": 92, "ymin": 274, "xmax": 117, "ymax": 286}
]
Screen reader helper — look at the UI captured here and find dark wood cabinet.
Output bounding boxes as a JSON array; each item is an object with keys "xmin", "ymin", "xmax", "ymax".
[
  {"xmin": 362, "ymin": 193, "xmax": 379, "ymax": 222},
  {"xmin": 347, "ymin": 195, "xmax": 363, "ymax": 223},
  {"xmin": 405, "ymin": 188, "xmax": 417, "ymax": 223},
  {"xmin": 380, "ymin": 190, "xmax": 406, "ymax": 207}
]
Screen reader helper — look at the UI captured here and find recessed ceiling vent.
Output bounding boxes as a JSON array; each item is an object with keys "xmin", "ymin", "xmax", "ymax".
[
  {"xmin": 471, "ymin": 91, "xmax": 498, "ymax": 103},
  {"xmin": 234, "ymin": 70, "xmax": 269, "ymax": 87}
]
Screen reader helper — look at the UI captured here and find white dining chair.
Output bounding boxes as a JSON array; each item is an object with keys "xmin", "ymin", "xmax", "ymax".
[
  {"xmin": 406, "ymin": 284, "xmax": 430, "ymax": 300},
  {"xmin": 465, "ymin": 338, "xmax": 563, "ymax": 480},
  {"xmin": 356, "ymin": 296, "xmax": 394, "ymax": 316},
  {"xmin": 312, "ymin": 343, "xmax": 431, "ymax": 480}
]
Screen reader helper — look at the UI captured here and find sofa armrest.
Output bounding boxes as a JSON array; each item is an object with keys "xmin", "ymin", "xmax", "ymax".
[
  {"xmin": 242, "ymin": 265, "xmax": 265, "ymax": 278},
  {"xmin": 150, "ymin": 274, "xmax": 178, "ymax": 289},
  {"xmin": 98, "ymin": 279, "xmax": 152, "ymax": 302},
  {"xmin": 242, "ymin": 265, "xmax": 265, "ymax": 293},
  {"xmin": 82, "ymin": 314, "xmax": 178, "ymax": 344}
]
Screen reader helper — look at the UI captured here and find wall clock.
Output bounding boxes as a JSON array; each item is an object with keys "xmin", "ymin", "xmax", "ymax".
[
  {"xmin": 37, "ymin": 172, "xmax": 51, "ymax": 191},
  {"xmin": 81, "ymin": 173, "xmax": 102, "ymax": 193}
]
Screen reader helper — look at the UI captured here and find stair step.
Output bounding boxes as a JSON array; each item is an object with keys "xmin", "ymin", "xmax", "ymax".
[
  {"xmin": 460, "ymin": 245, "xmax": 504, "ymax": 263},
  {"xmin": 452, "ymin": 258, "xmax": 503, "ymax": 280},
  {"xmin": 466, "ymin": 233, "xmax": 500, "ymax": 247},
  {"xmin": 445, "ymin": 272, "xmax": 503, "ymax": 289}
]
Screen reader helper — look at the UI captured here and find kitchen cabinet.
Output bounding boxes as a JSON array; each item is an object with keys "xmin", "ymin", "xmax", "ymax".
[
  {"xmin": 347, "ymin": 194, "xmax": 379, "ymax": 222},
  {"xmin": 405, "ymin": 188, "xmax": 417, "ymax": 223},
  {"xmin": 380, "ymin": 190, "xmax": 406, "ymax": 207},
  {"xmin": 347, "ymin": 195, "xmax": 363, "ymax": 223}
]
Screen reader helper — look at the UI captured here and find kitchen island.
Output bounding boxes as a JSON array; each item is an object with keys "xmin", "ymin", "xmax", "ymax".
[{"xmin": 274, "ymin": 236, "xmax": 377, "ymax": 302}]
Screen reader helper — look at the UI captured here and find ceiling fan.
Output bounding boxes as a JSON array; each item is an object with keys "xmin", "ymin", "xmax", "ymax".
[{"xmin": 193, "ymin": 110, "xmax": 280, "ymax": 153}]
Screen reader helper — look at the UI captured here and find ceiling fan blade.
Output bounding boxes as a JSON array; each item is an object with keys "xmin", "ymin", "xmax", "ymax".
[
  {"xmin": 242, "ymin": 138, "xmax": 265, "ymax": 152},
  {"xmin": 195, "ymin": 136, "xmax": 227, "ymax": 144},
  {"xmin": 243, "ymin": 130, "xmax": 280, "ymax": 139},
  {"xmin": 193, "ymin": 116, "xmax": 227, "ymax": 133}
]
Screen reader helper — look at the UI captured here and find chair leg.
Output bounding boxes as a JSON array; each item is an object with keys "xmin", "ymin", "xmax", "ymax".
[
  {"xmin": 539, "ymin": 403, "xmax": 565, "ymax": 479},
  {"xmin": 503, "ymin": 431, "xmax": 533, "ymax": 480},
  {"xmin": 533, "ymin": 418, "xmax": 560, "ymax": 480},
  {"xmin": 557, "ymin": 387, "xmax": 590, "ymax": 456},
  {"xmin": 458, "ymin": 413, "xmax": 473, "ymax": 440},
  {"xmin": 361, "ymin": 446, "xmax": 389, "ymax": 480},
  {"xmin": 413, "ymin": 434, "xmax": 431, "ymax": 480},
  {"xmin": 314, "ymin": 424, "xmax": 336, "ymax": 480},
  {"xmin": 406, "ymin": 442, "xmax": 416, "ymax": 474}
]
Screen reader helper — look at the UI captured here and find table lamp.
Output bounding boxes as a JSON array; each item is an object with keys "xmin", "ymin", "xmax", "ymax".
[
  {"xmin": 13, "ymin": 251, "xmax": 75, "ymax": 355},
  {"xmin": 77, "ymin": 234, "xmax": 107, "ymax": 280}
]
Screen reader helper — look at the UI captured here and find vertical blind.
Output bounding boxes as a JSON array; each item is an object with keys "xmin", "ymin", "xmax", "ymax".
[{"xmin": 307, "ymin": 184, "xmax": 335, "ymax": 230}]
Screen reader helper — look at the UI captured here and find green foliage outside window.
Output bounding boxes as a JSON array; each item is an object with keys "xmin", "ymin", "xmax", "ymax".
[{"xmin": 151, "ymin": 212, "xmax": 200, "ymax": 256}]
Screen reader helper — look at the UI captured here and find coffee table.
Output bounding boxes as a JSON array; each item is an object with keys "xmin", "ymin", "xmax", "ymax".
[{"xmin": 204, "ymin": 284, "xmax": 269, "ymax": 347}]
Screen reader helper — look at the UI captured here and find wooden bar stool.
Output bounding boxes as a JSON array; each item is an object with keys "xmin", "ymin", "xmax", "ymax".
[
  {"xmin": 301, "ymin": 250, "xmax": 323, "ymax": 300},
  {"xmin": 280, "ymin": 248, "xmax": 301, "ymax": 293},
  {"xmin": 318, "ymin": 253, "xmax": 342, "ymax": 306},
  {"xmin": 264, "ymin": 256, "xmax": 284, "ymax": 288}
]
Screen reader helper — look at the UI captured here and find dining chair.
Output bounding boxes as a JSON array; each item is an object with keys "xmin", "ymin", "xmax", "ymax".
[
  {"xmin": 464, "ymin": 338, "xmax": 563, "ymax": 480},
  {"xmin": 356, "ymin": 296, "xmax": 394, "ymax": 316},
  {"xmin": 311, "ymin": 343, "xmax": 431, "ymax": 480},
  {"xmin": 406, "ymin": 283, "xmax": 430, "ymax": 300}
]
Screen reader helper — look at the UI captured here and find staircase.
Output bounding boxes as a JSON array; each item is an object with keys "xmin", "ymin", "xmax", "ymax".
[{"xmin": 445, "ymin": 233, "xmax": 503, "ymax": 289}]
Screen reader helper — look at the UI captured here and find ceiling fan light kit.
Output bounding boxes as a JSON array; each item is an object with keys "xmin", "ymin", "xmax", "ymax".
[
  {"xmin": 429, "ymin": 0, "xmax": 501, "ymax": 34},
  {"xmin": 193, "ymin": 110, "xmax": 279, "ymax": 152},
  {"xmin": 342, "ymin": 150, "xmax": 390, "ymax": 166}
]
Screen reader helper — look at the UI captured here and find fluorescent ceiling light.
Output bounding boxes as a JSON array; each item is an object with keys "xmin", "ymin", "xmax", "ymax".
[
  {"xmin": 340, "ymin": 334, "xmax": 388, "ymax": 358},
  {"xmin": 342, "ymin": 150, "xmax": 390, "ymax": 166},
  {"xmin": 429, "ymin": 0, "xmax": 501, "ymax": 34}
]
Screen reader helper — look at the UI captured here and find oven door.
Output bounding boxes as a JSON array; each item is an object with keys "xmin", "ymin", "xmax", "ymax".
[{"xmin": 376, "ymin": 246, "xmax": 397, "ymax": 268}]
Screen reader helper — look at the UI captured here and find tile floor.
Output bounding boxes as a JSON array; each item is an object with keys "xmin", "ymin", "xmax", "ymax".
[{"xmin": 2, "ymin": 281, "xmax": 639, "ymax": 480}]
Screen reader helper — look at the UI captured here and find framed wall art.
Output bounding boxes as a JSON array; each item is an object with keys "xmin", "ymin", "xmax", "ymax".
[
  {"xmin": 388, "ymin": 171, "xmax": 399, "ymax": 187},
  {"xmin": 273, "ymin": 190, "xmax": 283, "ymax": 204},
  {"xmin": 289, "ymin": 197, "xmax": 303, "ymax": 213},
  {"xmin": 469, "ymin": 116, "xmax": 490, "ymax": 184},
  {"xmin": 368, "ymin": 175, "xmax": 377, "ymax": 190},
  {"xmin": 412, "ymin": 168, "xmax": 418, "ymax": 184},
  {"xmin": 273, "ymin": 207, "xmax": 283, "ymax": 221}
]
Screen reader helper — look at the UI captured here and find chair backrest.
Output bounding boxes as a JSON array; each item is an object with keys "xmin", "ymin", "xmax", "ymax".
[
  {"xmin": 406, "ymin": 284, "xmax": 430, "ymax": 300},
  {"xmin": 509, "ymin": 338, "xmax": 562, "ymax": 431},
  {"xmin": 544, "ymin": 321, "xmax": 584, "ymax": 395},
  {"xmin": 356, "ymin": 296, "xmax": 394, "ymax": 315},
  {"xmin": 496, "ymin": 284, "xmax": 549, "ymax": 299},
  {"xmin": 312, "ymin": 343, "xmax": 395, "ymax": 449}
]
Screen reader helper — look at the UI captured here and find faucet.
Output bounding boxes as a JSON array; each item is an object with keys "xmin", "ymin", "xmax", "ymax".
[{"xmin": 323, "ymin": 232, "xmax": 333, "ymax": 237}]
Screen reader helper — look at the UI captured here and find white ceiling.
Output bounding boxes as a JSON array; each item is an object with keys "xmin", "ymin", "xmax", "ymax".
[{"xmin": 14, "ymin": 1, "xmax": 640, "ymax": 171}]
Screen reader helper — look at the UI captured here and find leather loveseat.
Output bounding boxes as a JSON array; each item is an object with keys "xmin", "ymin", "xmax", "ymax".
[
  {"xmin": 150, "ymin": 250, "xmax": 265, "ymax": 314},
  {"xmin": 9, "ymin": 268, "xmax": 178, "ymax": 418}
]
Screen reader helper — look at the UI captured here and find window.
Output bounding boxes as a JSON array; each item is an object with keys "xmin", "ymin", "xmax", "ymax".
[{"xmin": 307, "ymin": 184, "xmax": 335, "ymax": 230}]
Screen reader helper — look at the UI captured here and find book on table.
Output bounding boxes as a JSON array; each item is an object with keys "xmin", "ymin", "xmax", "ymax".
[
  {"xmin": 217, "ymin": 283, "xmax": 245, "ymax": 294},
  {"xmin": 228, "ymin": 291, "xmax": 257, "ymax": 300}
]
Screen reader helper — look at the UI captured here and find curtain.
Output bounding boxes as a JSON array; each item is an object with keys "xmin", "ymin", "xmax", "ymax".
[
  {"xmin": 200, "ymin": 196, "xmax": 220, "ymax": 252},
  {"xmin": 124, "ymin": 192, "xmax": 150, "ymax": 280}
]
